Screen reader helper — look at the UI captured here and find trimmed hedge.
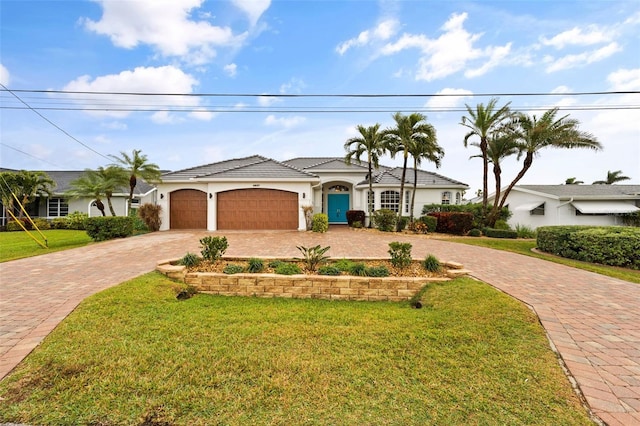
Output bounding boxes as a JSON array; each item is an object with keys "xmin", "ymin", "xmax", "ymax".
[
  {"xmin": 484, "ymin": 228, "xmax": 518, "ymax": 239},
  {"xmin": 85, "ymin": 216, "xmax": 134, "ymax": 241},
  {"xmin": 346, "ymin": 210, "xmax": 365, "ymax": 227},
  {"xmin": 427, "ymin": 212, "xmax": 473, "ymax": 235},
  {"xmin": 422, "ymin": 203, "xmax": 511, "ymax": 229},
  {"xmin": 417, "ymin": 215, "xmax": 437, "ymax": 232},
  {"xmin": 537, "ymin": 226, "xmax": 640, "ymax": 269},
  {"xmin": 311, "ymin": 213, "xmax": 329, "ymax": 233}
]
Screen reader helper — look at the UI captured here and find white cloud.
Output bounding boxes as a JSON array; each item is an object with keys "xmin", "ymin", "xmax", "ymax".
[
  {"xmin": 257, "ymin": 94, "xmax": 280, "ymax": 106},
  {"xmin": 540, "ymin": 25, "xmax": 613, "ymax": 49},
  {"xmin": 279, "ymin": 77, "xmax": 306, "ymax": 94},
  {"xmin": 0, "ymin": 63, "xmax": 9, "ymax": 85},
  {"xmin": 545, "ymin": 42, "xmax": 621, "ymax": 73},
  {"xmin": 82, "ymin": 0, "xmax": 246, "ymax": 64},
  {"xmin": 102, "ymin": 121, "xmax": 128, "ymax": 130},
  {"xmin": 189, "ymin": 108, "xmax": 216, "ymax": 121},
  {"xmin": 224, "ymin": 63, "xmax": 238, "ymax": 77},
  {"xmin": 465, "ymin": 43, "xmax": 512, "ymax": 78},
  {"xmin": 426, "ymin": 88, "xmax": 473, "ymax": 109},
  {"xmin": 63, "ymin": 65, "xmax": 201, "ymax": 122},
  {"xmin": 336, "ymin": 19, "xmax": 399, "ymax": 55},
  {"xmin": 551, "ymin": 85, "xmax": 571, "ymax": 94},
  {"xmin": 264, "ymin": 115, "xmax": 306, "ymax": 128},
  {"xmin": 232, "ymin": 0, "xmax": 271, "ymax": 26},
  {"xmin": 607, "ymin": 68, "xmax": 640, "ymax": 91}
]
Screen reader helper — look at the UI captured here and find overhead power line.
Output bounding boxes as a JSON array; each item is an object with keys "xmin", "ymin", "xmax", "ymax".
[{"xmin": 0, "ymin": 143, "xmax": 62, "ymax": 168}]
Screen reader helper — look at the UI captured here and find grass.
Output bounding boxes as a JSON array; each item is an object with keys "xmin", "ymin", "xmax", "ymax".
[
  {"xmin": 439, "ymin": 236, "xmax": 640, "ymax": 284},
  {"xmin": 0, "ymin": 273, "xmax": 593, "ymax": 425},
  {"xmin": 0, "ymin": 230, "xmax": 93, "ymax": 262}
]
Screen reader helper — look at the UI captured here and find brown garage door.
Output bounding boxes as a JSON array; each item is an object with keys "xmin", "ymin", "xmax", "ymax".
[
  {"xmin": 170, "ymin": 189, "xmax": 207, "ymax": 229},
  {"xmin": 217, "ymin": 189, "xmax": 298, "ymax": 230}
]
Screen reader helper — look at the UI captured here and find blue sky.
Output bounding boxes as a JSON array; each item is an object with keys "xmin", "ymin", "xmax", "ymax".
[{"xmin": 1, "ymin": 0, "xmax": 639, "ymax": 195}]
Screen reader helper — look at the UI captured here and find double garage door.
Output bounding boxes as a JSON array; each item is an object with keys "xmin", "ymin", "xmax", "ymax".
[{"xmin": 170, "ymin": 188, "xmax": 298, "ymax": 230}]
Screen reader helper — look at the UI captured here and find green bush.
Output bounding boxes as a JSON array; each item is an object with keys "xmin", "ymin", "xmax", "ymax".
[
  {"xmin": 494, "ymin": 219, "xmax": 511, "ymax": 230},
  {"xmin": 178, "ymin": 252, "xmax": 201, "ymax": 267},
  {"xmin": 85, "ymin": 216, "xmax": 134, "ymax": 241},
  {"xmin": 200, "ymin": 236, "xmax": 228, "ymax": 262},
  {"xmin": 372, "ymin": 209, "xmax": 396, "ymax": 232},
  {"xmin": 296, "ymin": 245, "xmax": 331, "ymax": 272},
  {"xmin": 484, "ymin": 228, "xmax": 518, "ymax": 239},
  {"xmin": 417, "ymin": 215, "xmax": 437, "ymax": 232},
  {"xmin": 408, "ymin": 221, "xmax": 428, "ymax": 234},
  {"xmin": 318, "ymin": 265, "xmax": 341, "ymax": 276},
  {"xmin": 351, "ymin": 220, "xmax": 363, "ymax": 229},
  {"xmin": 365, "ymin": 265, "xmax": 390, "ymax": 277},
  {"xmin": 346, "ymin": 210, "xmax": 365, "ymax": 227},
  {"xmin": 6, "ymin": 219, "xmax": 31, "ymax": 231},
  {"xmin": 223, "ymin": 264, "xmax": 245, "ymax": 274},
  {"xmin": 422, "ymin": 254, "xmax": 441, "ymax": 273},
  {"xmin": 396, "ymin": 216, "xmax": 408, "ymax": 231},
  {"xmin": 348, "ymin": 262, "xmax": 367, "ymax": 276},
  {"xmin": 138, "ymin": 203, "xmax": 162, "ymax": 232},
  {"xmin": 537, "ymin": 226, "xmax": 640, "ymax": 269},
  {"xmin": 388, "ymin": 241, "xmax": 412, "ymax": 268},
  {"xmin": 422, "ymin": 203, "xmax": 511, "ymax": 229},
  {"xmin": 334, "ymin": 258, "xmax": 355, "ymax": 272},
  {"xmin": 247, "ymin": 258, "xmax": 264, "ymax": 273},
  {"xmin": 427, "ymin": 212, "xmax": 474, "ymax": 235},
  {"xmin": 32, "ymin": 218, "xmax": 51, "ymax": 230},
  {"xmin": 66, "ymin": 211, "xmax": 89, "ymax": 230},
  {"xmin": 468, "ymin": 228, "xmax": 482, "ymax": 237},
  {"xmin": 51, "ymin": 217, "xmax": 69, "ymax": 229},
  {"xmin": 311, "ymin": 213, "xmax": 329, "ymax": 233},
  {"xmin": 515, "ymin": 224, "xmax": 537, "ymax": 239},
  {"xmin": 268, "ymin": 260, "xmax": 284, "ymax": 269},
  {"xmin": 274, "ymin": 263, "xmax": 302, "ymax": 275}
]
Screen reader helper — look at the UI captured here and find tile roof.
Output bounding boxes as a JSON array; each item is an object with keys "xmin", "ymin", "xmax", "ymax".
[
  {"xmin": 360, "ymin": 167, "xmax": 468, "ymax": 187},
  {"xmin": 517, "ymin": 184, "xmax": 640, "ymax": 199},
  {"xmin": 162, "ymin": 155, "xmax": 318, "ymax": 181}
]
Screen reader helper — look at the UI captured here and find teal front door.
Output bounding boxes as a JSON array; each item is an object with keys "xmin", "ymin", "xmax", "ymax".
[{"xmin": 328, "ymin": 193, "xmax": 349, "ymax": 223}]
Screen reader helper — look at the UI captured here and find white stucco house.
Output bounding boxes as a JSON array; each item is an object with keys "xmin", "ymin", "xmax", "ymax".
[
  {"xmin": 489, "ymin": 185, "xmax": 640, "ymax": 229},
  {"xmin": 157, "ymin": 156, "xmax": 469, "ymax": 231},
  {"xmin": 0, "ymin": 169, "xmax": 157, "ymax": 226}
]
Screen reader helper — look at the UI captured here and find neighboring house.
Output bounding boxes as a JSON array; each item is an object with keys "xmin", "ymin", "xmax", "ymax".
[
  {"xmin": 0, "ymin": 169, "xmax": 157, "ymax": 226},
  {"xmin": 157, "ymin": 155, "xmax": 468, "ymax": 231},
  {"xmin": 488, "ymin": 185, "xmax": 640, "ymax": 229}
]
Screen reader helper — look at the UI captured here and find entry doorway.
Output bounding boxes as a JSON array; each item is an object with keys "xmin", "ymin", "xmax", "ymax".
[{"xmin": 327, "ymin": 193, "xmax": 349, "ymax": 223}]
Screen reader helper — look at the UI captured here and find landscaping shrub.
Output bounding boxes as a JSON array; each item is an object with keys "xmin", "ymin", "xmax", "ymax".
[
  {"xmin": 422, "ymin": 203, "xmax": 511, "ymax": 229},
  {"xmin": 515, "ymin": 224, "xmax": 537, "ymax": 239},
  {"xmin": 138, "ymin": 203, "xmax": 162, "ymax": 232},
  {"xmin": 334, "ymin": 258, "xmax": 354, "ymax": 272},
  {"xmin": 408, "ymin": 221, "xmax": 428, "ymax": 234},
  {"xmin": 388, "ymin": 242, "xmax": 412, "ymax": 268},
  {"xmin": 468, "ymin": 228, "xmax": 482, "ymax": 237},
  {"xmin": 372, "ymin": 209, "xmax": 396, "ymax": 232},
  {"xmin": 66, "ymin": 211, "xmax": 89, "ymax": 230},
  {"xmin": 85, "ymin": 216, "xmax": 134, "ymax": 241},
  {"xmin": 32, "ymin": 218, "xmax": 51, "ymax": 230},
  {"xmin": 348, "ymin": 262, "xmax": 367, "ymax": 276},
  {"xmin": 6, "ymin": 218, "xmax": 32, "ymax": 231},
  {"xmin": 274, "ymin": 263, "xmax": 302, "ymax": 275},
  {"xmin": 51, "ymin": 217, "xmax": 69, "ymax": 229},
  {"xmin": 622, "ymin": 211, "xmax": 640, "ymax": 227},
  {"xmin": 178, "ymin": 253, "xmax": 201, "ymax": 267},
  {"xmin": 268, "ymin": 260, "xmax": 284, "ymax": 269},
  {"xmin": 422, "ymin": 254, "xmax": 441, "ymax": 273},
  {"xmin": 318, "ymin": 265, "xmax": 341, "ymax": 276},
  {"xmin": 494, "ymin": 219, "xmax": 511, "ymax": 230},
  {"xmin": 311, "ymin": 213, "xmax": 329, "ymax": 233},
  {"xmin": 296, "ymin": 245, "xmax": 331, "ymax": 272},
  {"xmin": 223, "ymin": 264, "xmax": 245, "ymax": 274},
  {"xmin": 537, "ymin": 226, "xmax": 640, "ymax": 269},
  {"xmin": 346, "ymin": 210, "xmax": 365, "ymax": 227},
  {"xmin": 484, "ymin": 228, "xmax": 518, "ymax": 239},
  {"xmin": 417, "ymin": 215, "xmax": 437, "ymax": 232},
  {"xmin": 365, "ymin": 265, "xmax": 390, "ymax": 277},
  {"xmin": 247, "ymin": 258, "xmax": 264, "ymax": 273},
  {"xmin": 427, "ymin": 212, "xmax": 473, "ymax": 235},
  {"xmin": 351, "ymin": 220, "xmax": 363, "ymax": 229},
  {"xmin": 200, "ymin": 236, "xmax": 228, "ymax": 261},
  {"xmin": 396, "ymin": 216, "xmax": 408, "ymax": 231}
]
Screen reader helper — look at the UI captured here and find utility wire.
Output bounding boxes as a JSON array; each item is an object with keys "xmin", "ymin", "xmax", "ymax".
[
  {"xmin": 0, "ymin": 84, "xmax": 111, "ymax": 162},
  {"xmin": 0, "ymin": 143, "xmax": 62, "ymax": 168}
]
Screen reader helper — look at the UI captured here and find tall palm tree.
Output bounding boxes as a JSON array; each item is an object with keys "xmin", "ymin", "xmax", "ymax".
[
  {"xmin": 0, "ymin": 170, "xmax": 55, "ymax": 219},
  {"xmin": 93, "ymin": 166, "xmax": 129, "ymax": 216},
  {"xmin": 383, "ymin": 112, "xmax": 435, "ymax": 231},
  {"xmin": 592, "ymin": 170, "xmax": 630, "ymax": 185},
  {"xmin": 407, "ymin": 124, "xmax": 443, "ymax": 222},
  {"xmin": 344, "ymin": 123, "xmax": 385, "ymax": 228},
  {"xmin": 66, "ymin": 172, "xmax": 107, "ymax": 216},
  {"xmin": 460, "ymin": 98, "xmax": 513, "ymax": 221},
  {"xmin": 110, "ymin": 149, "xmax": 162, "ymax": 212},
  {"xmin": 492, "ymin": 108, "xmax": 602, "ymax": 224},
  {"xmin": 565, "ymin": 177, "xmax": 584, "ymax": 185}
]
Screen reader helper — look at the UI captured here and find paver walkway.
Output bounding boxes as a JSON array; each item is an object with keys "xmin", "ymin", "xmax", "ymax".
[{"xmin": 1, "ymin": 228, "xmax": 638, "ymax": 425}]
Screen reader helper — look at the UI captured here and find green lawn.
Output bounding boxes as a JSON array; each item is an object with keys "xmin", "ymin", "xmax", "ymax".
[
  {"xmin": 0, "ymin": 230, "xmax": 93, "ymax": 262},
  {"xmin": 438, "ymin": 236, "xmax": 640, "ymax": 284},
  {"xmin": 0, "ymin": 273, "xmax": 593, "ymax": 425}
]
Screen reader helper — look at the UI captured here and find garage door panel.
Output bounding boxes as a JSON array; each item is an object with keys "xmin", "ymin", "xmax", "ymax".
[
  {"xmin": 170, "ymin": 189, "xmax": 207, "ymax": 229},
  {"xmin": 217, "ymin": 189, "xmax": 298, "ymax": 230}
]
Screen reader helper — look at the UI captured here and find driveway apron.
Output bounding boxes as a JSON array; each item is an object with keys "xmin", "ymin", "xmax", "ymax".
[{"xmin": 0, "ymin": 228, "xmax": 638, "ymax": 425}]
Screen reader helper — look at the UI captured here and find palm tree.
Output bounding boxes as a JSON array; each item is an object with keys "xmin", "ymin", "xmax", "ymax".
[
  {"xmin": 491, "ymin": 108, "xmax": 602, "ymax": 224},
  {"xmin": 460, "ymin": 98, "xmax": 513, "ymax": 221},
  {"xmin": 0, "ymin": 170, "xmax": 55, "ymax": 219},
  {"xmin": 407, "ymin": 124, "xmax": 443, "ymax": 223},
  {"xmin": 94, "ymin": 166, "xmax": 129, "ymax": 216},
  {"xmin": 593, "ymin": 170, "xmax": 630, "ymax": 185},
  {"xmin": 66, "ymin": 172, "xmax": 107, "ymax": 216},
  {"xmin": 383, "ymin": 112, "xmax": 436, "ymax": 231},
  {"xmin": 110, "ymin": 149, "xmax": 162, "ymax": 213},
  {"xmin": 344, "ymin": 124, "xmax": 385, "ymax": 228},
  {"xmin": 565, "ymin": 177, "xmax": 584, "ymax": 184}
]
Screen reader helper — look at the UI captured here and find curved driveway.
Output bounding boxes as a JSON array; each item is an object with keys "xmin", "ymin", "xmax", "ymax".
[{"xmin": 1, "ymin": 228, "xmax": 638, "ymax": 425}]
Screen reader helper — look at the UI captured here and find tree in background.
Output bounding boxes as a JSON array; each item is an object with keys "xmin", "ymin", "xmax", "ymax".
[
  {"xmin": 407, "ymin": 123, "xmax": 443, "ymax": 223},
  {"xmin": 592, "ymin": 170, "xmax": 630, "ymax": 185},
  {"xmin": 110, "ymin": 149, "xmax": 162, "ymax": 212},
  {"xmin": 564, "ymin": 177, "xmax": 584, "ymax": 184},
  {"xmin": 0, "ymin": 170, "xmax": 55, "ymax": 219},
  {"xmin": 67, "ymin": 172, "xmax": 107, "ymax": 216},
  {"xmin": 94, "ymin": 166, "xmax": 129, "ymax": 216}
]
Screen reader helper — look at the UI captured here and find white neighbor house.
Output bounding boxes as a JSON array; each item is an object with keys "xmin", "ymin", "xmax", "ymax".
[
  {"xmin": 157, "ymin": 156, "xmax": 469, "ymax": 231},
  {"xmin": 489, "ymin": 185, "xmax": 640, "ymax": 229}
]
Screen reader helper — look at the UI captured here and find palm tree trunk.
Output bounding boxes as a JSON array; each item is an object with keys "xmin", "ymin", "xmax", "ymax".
[
  {"xmin": 410, "ymin": 159, "xmax": 418, "ymax": 224},
  {"xmin": 106, "ymin": 192, "xmax": 117, "ymax": 216},
  {"xmin": 95, "ymin": 198, "xmax": 106, "ymax": 217},
  {"xmin": 367, "ymin": 158, "xmax": 373, "ymax": 228},
  {"xmin": 481, "ymin": 137, "xmax": 489, "ymax": 221},
  {"xmin": 486, "ymin": 163, "xmax": 502, "ymax": 227},
  {"xmin": 128, "ymin": 175, "xmax": 137, "ymax": 214},
  {"xmin": 497, "ymin": 153, "xmax": 534, "ymax": 212},
  {"xmin": 397, "ymin": 154, "xmax": 408, "ymax": 232}
]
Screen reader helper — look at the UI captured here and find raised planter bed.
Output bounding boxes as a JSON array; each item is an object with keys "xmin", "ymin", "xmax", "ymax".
[{"xmin": 157, "ymin": 257, "xmax": 470, "ymax": 302}]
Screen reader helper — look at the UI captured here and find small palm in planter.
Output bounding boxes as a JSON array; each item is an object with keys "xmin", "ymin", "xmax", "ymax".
[{"xmin": 296, "ymin": 245, "xmax": 331, "ymax": 272}]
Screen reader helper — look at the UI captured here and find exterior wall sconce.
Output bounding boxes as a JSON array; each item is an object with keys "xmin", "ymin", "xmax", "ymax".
[
  {"xmin": 209, "ymin": 193, "xmax": 213, "ymax": 199},
  {"xmin": 303, "ymin": 193, "xmax": 306, "ymax": 199},
  {"xmin": 160, "ymin": 193, "xmax": 164, "ymax": 199}
]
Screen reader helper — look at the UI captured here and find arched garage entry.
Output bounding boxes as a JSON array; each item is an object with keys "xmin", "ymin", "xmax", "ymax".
[
  {"xmin": 217, "ymin": 188, "xmax": 298, "ymax": 230},
  {"xmin": 170, "ymin": 189, "xmax": 207, "ymax": 229}
]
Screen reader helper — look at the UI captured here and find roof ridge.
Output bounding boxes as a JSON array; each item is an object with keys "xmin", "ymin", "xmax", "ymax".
[
  {"xmin": 268, "ymin": 157, "xmax": 319, "ymax": 178},
  {"xmin": 162, "ymin": 155, "xmax": 263, "ymax": 177},
  {"xmin": 196, "ymin": 155, "xmax": 268, "ymax": 178}
]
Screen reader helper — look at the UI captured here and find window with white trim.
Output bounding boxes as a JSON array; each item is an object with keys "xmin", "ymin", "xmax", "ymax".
[
  {"xmin": 380, "ymin": 190, "xmax": 400, "ymax": 212},
  {"xmin": 455, "ymin": 192, "xmax": 461, "ymax": 205},
  {"xmin": 405, "ymin": 190, "xmax": 411, "ymax": 214},
  {"xmin": 367, "ymin": 191, "xmax": 375, "ymax": 212},
  {"xmin": 48, "ymin": 198, "xmax": 69, "ymax": 217},
  {"xmin": 531, "ymin": 203, "xmax": 545, "ymax": 216},
  {"xmin": 441, "ymin": 191, "xmax": 451, "ymax": 205}
]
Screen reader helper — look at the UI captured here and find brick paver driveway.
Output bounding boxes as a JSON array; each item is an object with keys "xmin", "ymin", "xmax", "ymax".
[{"xmin": 1, "ymin": 227, "xmax": 638, "ymax": 425}]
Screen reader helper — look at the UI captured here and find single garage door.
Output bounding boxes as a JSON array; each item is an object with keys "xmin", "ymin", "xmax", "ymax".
[
  {"xmin": 217, "ymin": 189, "xmax": 298, "ymax": 230},
  {"xmin": 170, "ymin": 189, "xmax": 207, "ymax": 229}
]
